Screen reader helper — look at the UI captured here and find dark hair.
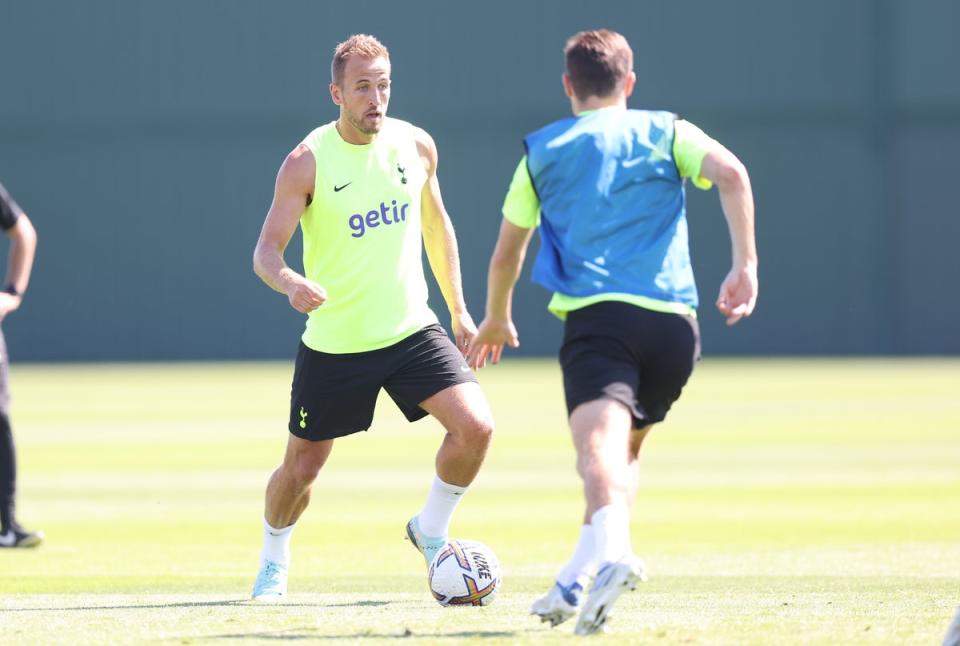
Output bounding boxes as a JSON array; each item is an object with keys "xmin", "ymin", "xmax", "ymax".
[{"xmin": 564, "ymin": 29, "xmax": 633, "ymax": 100}]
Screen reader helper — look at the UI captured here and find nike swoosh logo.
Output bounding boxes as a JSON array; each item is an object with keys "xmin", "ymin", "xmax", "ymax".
[
  {"xmin": 0, "ymin": 530, "xmax": 15, "ymax": 546},
  {"xmin": 334, "ymin": 182, "xmax": 351, "ymax": 192},
  {"xmin": 459, "ymin": 366, "xmax": 471, "ymax": 372}
]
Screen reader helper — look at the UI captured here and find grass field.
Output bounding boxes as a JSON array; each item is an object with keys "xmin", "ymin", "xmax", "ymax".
[{"xmin": 1, "ymin": 358, "xmax": 958, "ymax": 645}]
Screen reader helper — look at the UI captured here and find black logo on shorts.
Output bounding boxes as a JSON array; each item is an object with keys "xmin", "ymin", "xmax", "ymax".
[{"xmin": 334, "ymin": 182, "xmax": 352, "ymax": 192}]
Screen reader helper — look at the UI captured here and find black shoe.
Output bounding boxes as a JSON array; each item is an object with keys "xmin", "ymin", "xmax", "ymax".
[{"xmin": 0, "ymin": 526, "xmax": 44, "ymax": 548}]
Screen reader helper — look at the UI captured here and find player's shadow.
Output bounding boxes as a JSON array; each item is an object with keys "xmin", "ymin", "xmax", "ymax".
[
  {"xmin": 205, "ymin": 629, "xmax": 519, "ymax": 641},
  {"xmin": 3, "ymin": 599, "xmax": 346, "ymax": 612},
  {"xmin": 323, "ymin": 600, "xmax": 392, "ymax": 608}
]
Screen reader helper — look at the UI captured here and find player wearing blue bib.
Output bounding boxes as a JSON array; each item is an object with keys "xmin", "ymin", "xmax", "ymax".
[{"xmin": 468, "ymin": 30, "xmax": 758, "ymax": 635}]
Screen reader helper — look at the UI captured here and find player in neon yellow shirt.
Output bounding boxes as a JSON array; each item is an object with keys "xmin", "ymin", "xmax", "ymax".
[
  {"xmin": 469, "ymin": 30, "xmax": 757, "ymax": 634},
  {"xmin": 250, "ymin": 35, "xmax": 493, "ymax": 601}
]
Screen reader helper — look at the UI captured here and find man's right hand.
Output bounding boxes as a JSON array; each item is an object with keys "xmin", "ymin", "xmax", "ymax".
[
  {"xmin": 716, "ymin": 263, "xmax": 758, "ymax": 326},
  {"xmin": 466, "ymin": 317, "xmax": 519, "ymax": 369},
  {"xmin": 253, "ymin": 144, "xmax": 318, "ymax": 304},
  {"xmin": 285, "ymin": 277, "xmax": 327, "ymax": 314}
]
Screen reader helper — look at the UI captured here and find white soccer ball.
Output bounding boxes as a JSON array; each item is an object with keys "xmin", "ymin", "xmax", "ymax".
[{"xmin": 427, "ymin": 539, "xmax": 501, "ymax": 607}]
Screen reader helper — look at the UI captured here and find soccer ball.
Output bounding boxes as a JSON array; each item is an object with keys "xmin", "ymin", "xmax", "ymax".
[{"xmin": 428, "ymin": 539, "xmax": 501, "ymax": 607}]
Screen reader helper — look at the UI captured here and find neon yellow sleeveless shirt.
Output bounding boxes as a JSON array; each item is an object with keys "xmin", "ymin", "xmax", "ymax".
[{"xmin": 298, "ymin": 118, "xmax": 437, "ymax": 353}]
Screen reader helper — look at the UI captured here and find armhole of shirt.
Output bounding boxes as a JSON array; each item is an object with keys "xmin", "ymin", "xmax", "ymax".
[
  {"xmin": 522, "ymin": 138, "xmax": 541, "ymax": 203},
  {"xmin": 0, "ymin": 184, "xmax": 22, "ymax": 231},
  {"xmin": 673, "ymin": 119, "xmax": 714, "ymax": 191},
  {"xmin": 300, "ymin": 131, "xmax": 323, "ymax": 209},
  {"xmin": 669, "ymin": 114, "xmax": 682, "ymax": 181},
  {"xmin": 502, "ymin": 152, "xmax": 540, "ymax": 229}
]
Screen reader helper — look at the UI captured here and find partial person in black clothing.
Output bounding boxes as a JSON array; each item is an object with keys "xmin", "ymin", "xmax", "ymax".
[{"xmin": 0, "ymin": 181, "xmax": 40, "ymax": 548}]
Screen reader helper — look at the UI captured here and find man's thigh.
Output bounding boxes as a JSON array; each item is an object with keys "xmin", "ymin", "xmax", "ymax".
[
  {"xmin": 383, "ymin": 324, "xmax": 479, "ymax": 423},
  {"xmin": 419, "ymin": 381, "xmax": 493, "ymax": 433}
]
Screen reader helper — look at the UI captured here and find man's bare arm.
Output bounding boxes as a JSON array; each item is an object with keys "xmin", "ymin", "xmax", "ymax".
[
  {"xmin": 253, "ymin": 145, "xmax": 327, "ymax": 314},
  {"xmin": 416, "ymin": 127, "xmax": 476, "ymax": 351},
  {"xmin": 700, "ymin": 144, "xmax": 758, "ymax": 326},
  {"xmin": 0, "ymin": 213, "xmax": 38, "ymax": 320},
  {"xmin": 466, "ymin": 218, "xmax": 535, "ymax": 369}
]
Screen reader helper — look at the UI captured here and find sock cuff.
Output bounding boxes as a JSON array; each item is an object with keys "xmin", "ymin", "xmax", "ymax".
[
  {"xmin": 434, "ymin": 475, "xmax": 468, "ymax": 496},
  {"xmin": 591, "ymin": 504, "xmax": 627, "ymax": 526},
  {"xmin": 264, "ymin": 518, "xmax": 295, "ymax": 536}
]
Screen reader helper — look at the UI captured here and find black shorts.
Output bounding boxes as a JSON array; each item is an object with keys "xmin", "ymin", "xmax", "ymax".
[
  {"xmin": 289, "ymin": 324, "xmax": 477, "ymax": 441},
  {"xmin": 559, "ymin": 301, "xmax": 700, "ymax": 429}
]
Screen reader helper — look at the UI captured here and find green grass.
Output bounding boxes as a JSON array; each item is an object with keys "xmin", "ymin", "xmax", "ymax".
[{"xmin": 1, "ymin": 358, "xmax": 958, "ymax": 644}]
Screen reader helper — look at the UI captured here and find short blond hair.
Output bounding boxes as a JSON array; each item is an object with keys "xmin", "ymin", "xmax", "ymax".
[{"xmin": 331, "ymin": 34, "xmax": 390, "ymax": 86}]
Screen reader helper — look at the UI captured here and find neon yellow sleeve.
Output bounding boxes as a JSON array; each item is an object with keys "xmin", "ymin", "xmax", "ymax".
[
  {"xmin": 501, "ymin": 156, "xmax": 540, "ymax": 228},
  {"xmin": 673, "ymin": 120, "xmax": 716, "ymax": 190}
]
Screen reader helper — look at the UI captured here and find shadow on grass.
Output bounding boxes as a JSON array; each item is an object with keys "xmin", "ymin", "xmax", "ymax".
[
  {"xmin": 205, "ymin": 629, "xmax": 518, "ymax": 641},
  {"xmin": 2, "ymin": 599, "xmax": 391, "ymax": 612}
]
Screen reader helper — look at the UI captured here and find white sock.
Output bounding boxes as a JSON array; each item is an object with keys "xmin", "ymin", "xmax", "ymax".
[
  {"xmin": 591, "ymin": 504, "xmax": 631, "ymax": 564},
  {"xmin": 261, "ymin": 518, "xmax": 295, "ymax": 567},
  {"xmin": 556, "ymin": 524, "xmax": 597, "ymax": 588},
  {"xmin": 417, "ymin": 475, "xmax": 468, "ymax": 537}
]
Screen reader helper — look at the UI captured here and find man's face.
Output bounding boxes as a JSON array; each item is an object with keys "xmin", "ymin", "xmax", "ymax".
[{"xmin": 332, "ymin": 55, "xmax": 391, "ymax": 136}]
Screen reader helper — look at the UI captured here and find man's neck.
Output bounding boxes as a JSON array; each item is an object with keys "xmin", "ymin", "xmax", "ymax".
[
  {"xmin": 571, "ymin": 95, "xmax": 626, "ymax": 116},
  {"xmin": 336, "ymin": 119, "xmax": 377, "ymax": 145}
]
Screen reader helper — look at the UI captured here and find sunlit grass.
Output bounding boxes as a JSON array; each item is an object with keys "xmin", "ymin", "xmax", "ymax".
[{"xmin": 1, "ymin": 358, "xmax": 958, "ymax": 644}]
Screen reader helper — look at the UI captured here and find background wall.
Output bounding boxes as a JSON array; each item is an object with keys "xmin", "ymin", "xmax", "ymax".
[{"xmin": 0, "ymin": 0, "xmax": 957, "ymax": 361}]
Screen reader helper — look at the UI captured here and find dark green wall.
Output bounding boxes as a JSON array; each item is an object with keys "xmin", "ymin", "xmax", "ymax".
[{"xmin": 1, "ymin": 0, "xmax": 957, "ymax": 360}]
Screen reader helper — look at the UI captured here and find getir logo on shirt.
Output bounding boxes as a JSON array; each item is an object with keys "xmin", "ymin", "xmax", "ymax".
[{"xmin": 349, "ymin": 200, "xmax": 409, "ymax": 238}]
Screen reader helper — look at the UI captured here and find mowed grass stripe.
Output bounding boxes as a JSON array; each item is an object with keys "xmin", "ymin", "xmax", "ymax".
[{"xmin": 1, "ymin": 358, "xmax": 958, "ymax": 645}]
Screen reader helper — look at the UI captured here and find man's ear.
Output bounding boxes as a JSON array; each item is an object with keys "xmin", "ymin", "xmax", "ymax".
[
  {"xmin": 329, "ymin": 82, "xmax": 342, "ymax": 106},
  {"xmin": 623, "ymin": 71, "xmax": 637, "ymax": 98},
  {"xmin": 562, "ymin": 73, "xmax": 575, "ymax": 98}
]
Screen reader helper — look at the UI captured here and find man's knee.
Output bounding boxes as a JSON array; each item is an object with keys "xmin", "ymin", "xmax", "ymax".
[
  {"xmin": 282, "ymin": 439, "xmax": 332, "ymax": 487},
  {"xmin": 453, "ymin": 411, "xmax": 494, "ymax": 447},
  {"xmin": 286, "ymin": 457, "xmax": 322, "ymax": 488},
  {"xmin": 472, "ymin": 414, "xmax": 495, "ymax": 445}
]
